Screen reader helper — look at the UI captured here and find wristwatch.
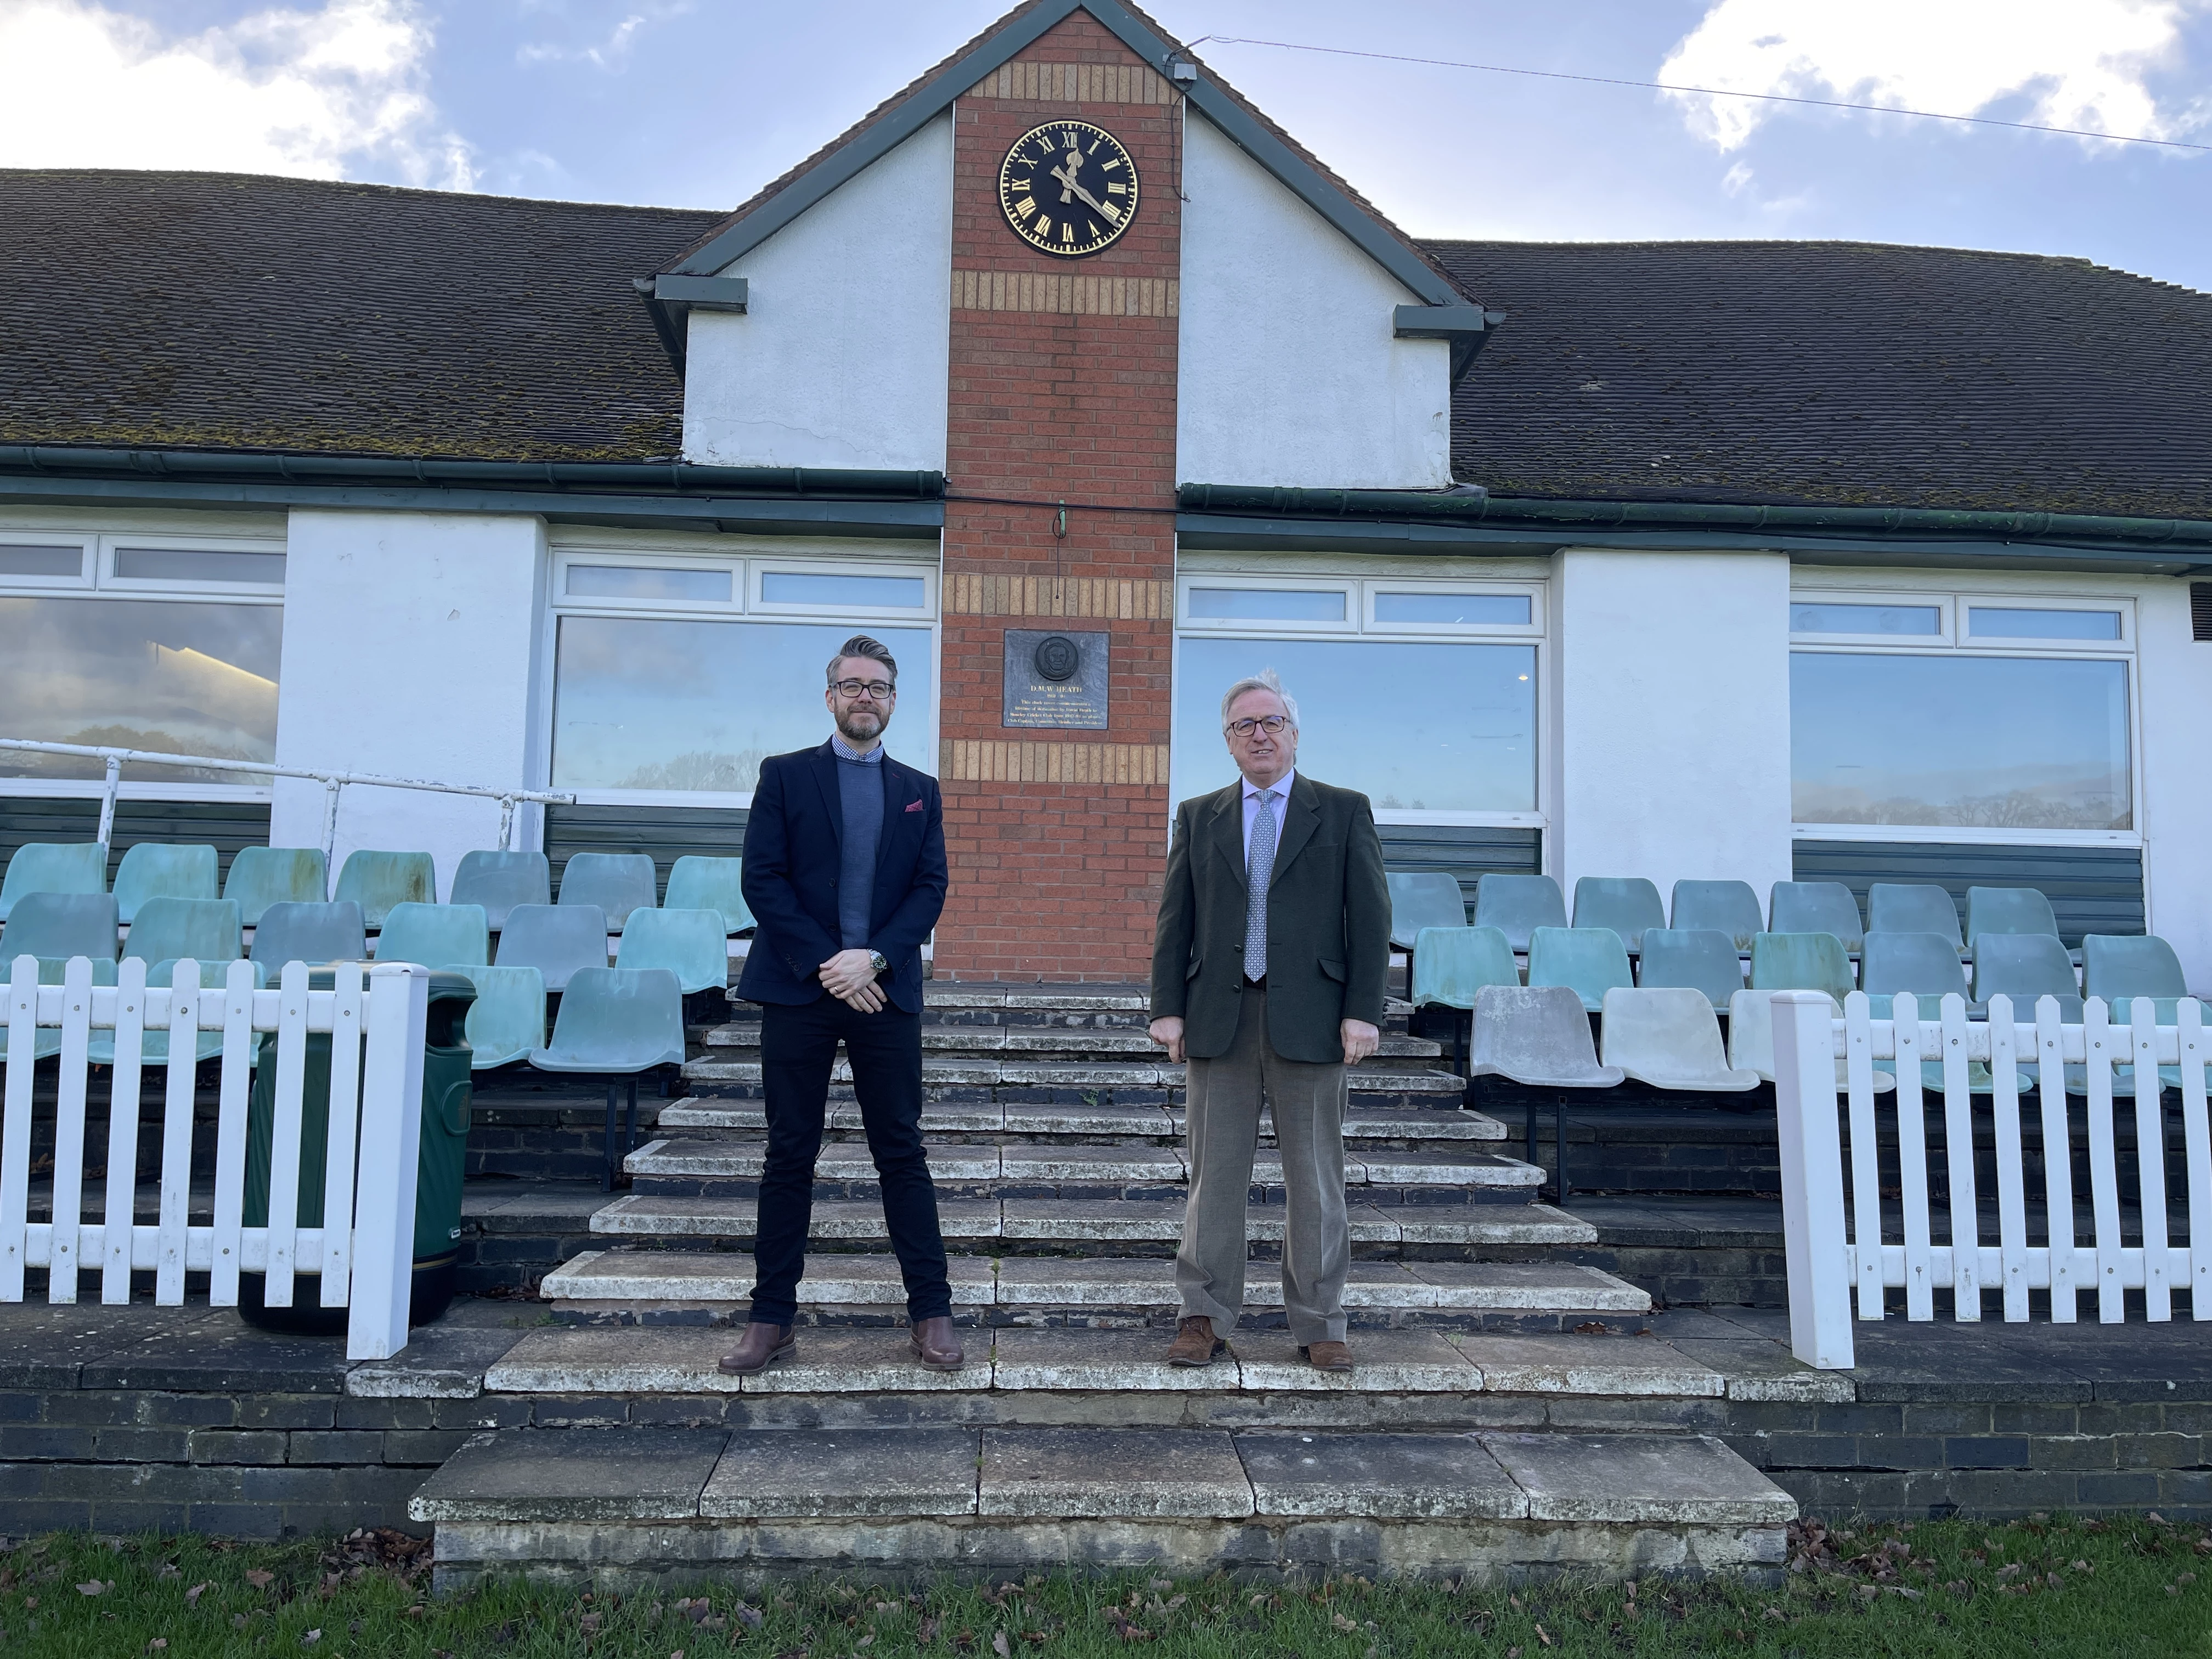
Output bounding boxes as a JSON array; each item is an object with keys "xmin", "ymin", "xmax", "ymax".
[{"xmin": 868, "ymin": 950, "xmax": 889, "ymax": 977}]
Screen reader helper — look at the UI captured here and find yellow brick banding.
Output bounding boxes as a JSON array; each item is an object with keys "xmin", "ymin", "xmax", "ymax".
[
  {"xmin": 943, "ymin": 574, "xmax": 1170, "ymax": 619},
  {"xmin": 940, "ymin": 740, "xmax": 1170, "ymax": 786},
  {"xmin": 951, "ymin": 270, "xmax": 1178, "ymax": 317},
  {"xmin": 968, "ymin": 61, "xmax": 1177, "ymax": 105}
]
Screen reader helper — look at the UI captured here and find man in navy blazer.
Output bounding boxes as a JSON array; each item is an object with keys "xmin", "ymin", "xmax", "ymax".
[{"xmin": 719, "ymin": 635, "xmax": 957, "ymax": 1376}]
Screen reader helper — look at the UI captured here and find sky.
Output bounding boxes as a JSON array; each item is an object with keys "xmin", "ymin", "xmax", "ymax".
[{"xmin": 0, "ymin": 0, "xmax": 2207, "ymax": 292}]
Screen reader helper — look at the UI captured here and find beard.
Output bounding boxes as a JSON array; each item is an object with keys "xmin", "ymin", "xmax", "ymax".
[{"xmin": 836, "ymin": 706, "xmax": 887, "ymax": 743}]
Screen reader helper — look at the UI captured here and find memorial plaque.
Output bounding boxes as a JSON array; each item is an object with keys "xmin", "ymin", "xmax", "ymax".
[{"xmin": 1002, "ymin": 628, "xmax": 1109, "ymax": 729}]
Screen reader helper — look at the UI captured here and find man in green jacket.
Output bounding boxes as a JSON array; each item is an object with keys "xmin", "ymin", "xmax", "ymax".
[{"xmin": 1147, "ymin": 669, "xmax": 1390, "ymax": 1373}]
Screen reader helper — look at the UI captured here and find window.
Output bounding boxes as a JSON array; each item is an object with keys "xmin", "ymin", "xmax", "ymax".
[
  {"xmin": 0, "ymin": 532, "xmax": 284, "ymax": 787},
  {"xmin": 1790, "ymin": 587, "xmax": 2136, "ymax": 837},
  {"xmin": 1171, "ymin": 573, "xmax": 1542, "ymax": 821},
  {"xmin": 1790, "ymin": 601, "xmax": 1942, "ymax": 639},
  {"xmin": 549, "ymin": 546, "xmax": 937, "ymax": 798}
]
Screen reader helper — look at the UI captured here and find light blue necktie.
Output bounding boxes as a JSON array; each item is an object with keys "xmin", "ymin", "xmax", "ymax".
[{"xmin": 1245, "ymin": 788, "xmax": 1278, "ymax": 981}]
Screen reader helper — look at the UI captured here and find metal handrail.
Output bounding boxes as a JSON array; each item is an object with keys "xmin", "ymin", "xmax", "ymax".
[{"xmin": 0, "ymin": 738, "xmax": 574, "ymax": 860}]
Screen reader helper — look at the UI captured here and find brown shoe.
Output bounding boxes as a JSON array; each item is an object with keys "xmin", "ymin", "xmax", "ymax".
[
  {"xmin": 910, "ymin": 1316, "xmax": 966, "ymax": 1372},
  {"xmin": 1165, "ymin": 1315, "xmax": 1225, "ymax": 1367},
  {"xmin": 1301, "ymin": 1339, "xmax": 1354, "ymax": 1374},
  {"xmin": 716, "ymin": 1322, "xmax": 794, "ymax": 1376}
]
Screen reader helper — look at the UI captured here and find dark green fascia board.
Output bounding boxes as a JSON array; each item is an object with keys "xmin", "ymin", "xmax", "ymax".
[
  {"xmin": 653, "ymin": 274, "xmax": 749, "ymax": 312},
  {"xmin": 665, "ymin": 0, "xmax": 1462, "ymax": 309},
  {"xmin": 1392, "ymin": 304, "xmax": 1508, "ymax": 381}
]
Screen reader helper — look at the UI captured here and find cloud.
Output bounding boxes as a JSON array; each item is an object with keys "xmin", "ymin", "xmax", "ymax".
[
  {"xmin": 1660, "ymin": 0, "xmax": 2201, "ymax": 153},
  {"xmin": 0, "ymin": 0, "xmax": 472, "ymax": 185},
  {"xmin": 516, "ymin": 2, "xmax": 691, "ymax": 71}
]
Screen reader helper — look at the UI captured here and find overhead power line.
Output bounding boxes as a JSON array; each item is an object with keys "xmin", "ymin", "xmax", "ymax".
[{"xmin": 1191, "ymin": 35, "xmax": 2212, "ymax": 155}]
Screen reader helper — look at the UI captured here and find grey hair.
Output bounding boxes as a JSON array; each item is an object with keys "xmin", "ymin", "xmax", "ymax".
[
  {"xmin": 1219, "ymin": 668, "xmax": 1300, "ymax": 729},
  {"xmin": 826, "ymin": 634, "xmax": 897, "ymax": 687}
]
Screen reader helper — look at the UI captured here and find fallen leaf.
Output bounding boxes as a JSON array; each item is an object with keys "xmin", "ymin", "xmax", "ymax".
[
  {"xmin": 919, "ymin": 1617, "xmax": 940, "ymax": 1642},
  {"xmin": 735, "ymin": 1602, "xmax": 765, "ymax": 1630},
  {"xmin": 1506, "ymin": 1648, "xmax": 1521, "ymax": 1659},
  {"xmin": 147, "ymin": 1643, "xmax": 170, "ymax": 1653},
  {"xmin": 402, "ymin": 1604, "xmax": 430, "ymax": 1620},
  {"xmin": 1535, "ymin": 1624, "xmax": 1554, "ymax": 1647},
  {"xmin": 186, "ymin": 1583, "xmax": 213, "ymax": 1607},
  {"xmin": 993, "ymin": 1632, "xmax": 1011, "ymax": 1658},
  {"xmin": 301, "ymin": 1632, "xmax": 322, "ymax": 1646},
  {"xmin": 859, "ymin": 1639, "xmax": 875, "ymax": 1651},
  {"xmin": 1332, "ymin": 1612, "xmax": 1358, "ymax": 1633},
  {"xmin": 76, "ymin": 1581, "xmax": 107, "ymax": 1597},
  {"xmin": 245, "ymin": 1570, "xmax": 275, "ymax": 1590},
  {"xmin": 157, "ymin": 1564, "xmax": 180, "ymax": 1581},
  {"xmin": 580, "ymin": 1611, "xmax": 603, "ymax": 1635}
]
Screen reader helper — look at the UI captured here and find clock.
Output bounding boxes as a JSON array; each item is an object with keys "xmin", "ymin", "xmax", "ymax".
[{"xmin": 997, "ymin": 120, "xmax": 1139, "ymax": 257}]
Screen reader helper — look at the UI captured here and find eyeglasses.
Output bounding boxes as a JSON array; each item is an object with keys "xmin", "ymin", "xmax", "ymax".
[
  {"xmin": 833, "ymin": 679, "xmax": 896, "ymax": 699},
  {"xmin": 1224, "ymin": 715, "xmax": 1290, "ymax": 737}
]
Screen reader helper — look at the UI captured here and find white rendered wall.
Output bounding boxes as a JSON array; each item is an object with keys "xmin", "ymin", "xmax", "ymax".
[
  {"xmin": 1176, "ymin": 114, "xmax": 1451, "ymax": 489},
  {"xmin": 270, "ymin": 510, "xmax": 549, "ymax": 896},
  {"xmin": 682, "ymin": 115, "xmax": 953, "ymax": 471},
  {"xmin": 1548, "ymin": 548, "xmax": 1795, "ymax": 906},
  {"xmin": 2135, "ymin": 579, "xmax": 2212, "ymax": 989}
]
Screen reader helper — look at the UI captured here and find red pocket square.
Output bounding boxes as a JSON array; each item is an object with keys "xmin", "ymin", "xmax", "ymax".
[{"xmin": 905, "ymin": 799, "xmax": 924, "ymax": 812}]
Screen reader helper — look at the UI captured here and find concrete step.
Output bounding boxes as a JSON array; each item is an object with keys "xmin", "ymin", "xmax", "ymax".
[
  {"xmin": 654, "ymin": 1096, "xmax": 1507, "ymax": 1143},
  {"xmin": 588, "ymin": 1192, "xmax": 1599, "ymax": 1247},
  {"xmin": 704, "ymin": 1023, "xmax": 1443, "ymax": 1059},
  {"xmin": 623, "ymin": 1136, "xmax": 1545, "ymax": 1197},
  {"xmin": 412, "ymin": 1422, "xmax": 1793, "ymax": 1588},
  {"xmin": 539, "ymin": 1249, "xmax": 1650, "ymax": 1319},
  {"xmin": 680, "ymin": 1056, "xmax": 1470, "ymax": 1096}
]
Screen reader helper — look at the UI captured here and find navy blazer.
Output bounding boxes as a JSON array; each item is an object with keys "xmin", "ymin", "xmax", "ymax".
[{"xmin": 736, "ymin": 741, "xmax": 947, "ymax": 1014}]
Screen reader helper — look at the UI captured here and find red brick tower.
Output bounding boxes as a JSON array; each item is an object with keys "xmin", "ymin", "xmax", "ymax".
[{"xmin": 934, "ymin": 14, "xmax": 1182, "ymax": 981}]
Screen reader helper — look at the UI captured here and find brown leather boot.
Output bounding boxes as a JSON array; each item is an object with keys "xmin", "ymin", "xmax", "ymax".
[
  {"xmin": 1301, "ymin": 1339, "xmax": 1355, "ymax": 1374},
  {"xmin": 1165, "ymin": 1315, "xmax": 1224, "ymax": 1367},
  {"xmin": 716, "ymin": 1322, "xmax": 794, "ymax": 1376},
  {"xmin": 910, "ymin": 1316, "xmax": 965, "ymax": 1372}
]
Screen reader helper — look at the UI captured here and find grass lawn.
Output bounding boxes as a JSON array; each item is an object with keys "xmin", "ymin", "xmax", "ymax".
[{"xmin": 4, "ymin": 1513, "xmax": 2211, "ymax": 1657}]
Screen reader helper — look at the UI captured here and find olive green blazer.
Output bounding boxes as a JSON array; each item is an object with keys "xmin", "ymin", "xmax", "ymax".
[{"xmin": 1148, "ymin": 772, "xmax": 1390, "ymax": 1065}]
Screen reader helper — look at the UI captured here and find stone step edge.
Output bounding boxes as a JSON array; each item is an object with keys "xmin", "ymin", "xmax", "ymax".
[
  {"xmin": 654, "ymin": 1099, "xmax": 1508, "ymax": 1138},
  {"xmin": 586, "ymin": 1194, "xmax": 1598, "ymax": 1245},
  {"xmin": 537, "ymin": 1250, "xmax": 1651, "ymax": 1312},
  {"xmin": 409, "ymin": 1425, "xmax": 1796, "ymax": 1535},
  {"xmin": 703, "ymin": 1024, "xmax": 1444, "ymax": 1058},
  {"xmin": 679, "ymin": 1059, "xmax": 1469, "ymax": 1091}
]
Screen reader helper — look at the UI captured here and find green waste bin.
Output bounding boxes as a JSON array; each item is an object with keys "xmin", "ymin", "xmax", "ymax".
[{"xmin": 238, "ymin": 968, "xmax": 477, "ymax": 1333}]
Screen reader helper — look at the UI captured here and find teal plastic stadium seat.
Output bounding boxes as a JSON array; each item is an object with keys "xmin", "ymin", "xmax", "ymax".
[
  {"xmin": 1572, "ymin": 877, "xmax": 1666, "ymax": 954},
  {"xmin": 1526, "ymin": 926, "xmax": 1633, "ymax": 1013},
  {"xmin": 616, "ymin": 907, "xmax": 730, "ymax": 995},
  {"xmin": 1467, "ymin": 984, "xmax": 1622, "ymax": 1088},
  {"xmin": 529, "ymin": 968, "xmax": 687, "ymax": 1075},
  {"xmin": 495, "ymin": 904, "xmax": 609, "ymax": 993},
  {"xmin": 375, "ymin": 902, "xmax": 490, "ymax": 969},
  {"xmin": 1387, "ymin": 872, "xmax": 1466, "ymax": 950},
  {"xmin": 452, "ymin": 850, "xmax": 551, "ymax": 933},
  {"xmin": 0, "ymin": 956, "xmax": 61, "ymax": 1059},
  {"xmin": 1725, "ymin": 988, "xmax": 1892, "ymax": 1092},
  {"xmin": 5, "ymin": 891, "xmax": 119, "ymax": 966},
  {"xmin": 1867, "ymin": 883, "xmax": 1963, "ymax": 952},
  {"xmin": 334, "ymin": 850, "xmax": 435, "ymax": 930},
  {"xmin": 1966, "ymin": 886, "xmax": 2061, "ymax": 950},
  {"xmin": 1600, "ymin": 986, "xmax": 1760, "ymax": 1091},
  {"xmin": 92, "ymin": 956, "xmax": 264, "ymax": 1065},
  {"xmin": 1972, "ymin": 934, "xmax": 2080, "ymax": 1016},
  {"xmin": 1471, "ymin": 874, "xmax": 1567, "ymax": 954},
  {"xmin": 558, "ymin": 852, "xmax": 658, "ymax": 932},
  {"xmin": 1864, "ymin": 933, "xmax": 1985, "ymax": 1093},
  {"xmin": 1637, "ymin": 928, "xmax": 1745, "ymax": 1011},
  {"xmin": 1671, "ymin": 880, "xmax": 1765, "ymax": 952},
  {"xmin": 1749, "ymin": 932, "xmax": 1856, "ymax": 1006},
  {"xmin": 1769, "ymin": 883, "xmax": 1864, "ymax": 955},
  {"xmin": 1409, "ymin": 925, "xmax": 1519, "ymax": 1009},
  {"xmin": 664, "ymin": 855, "xmax": 753, "ymax": 936},
  {"xmin": 110, "ymin": 842, "xmax": 218, "ymax": 924},
  {"xmin": 449, "ymin": 964, "xmax": 546, "ymax": 1068},
  {"xmin": 2083, "ymin": 934, "xmax": 2187, "ymax": 1003},
  {"xmin": 125, "ymin": 896, "xmax": 241, "ymax": 968},
  {"xmin": 249, "ymin": 901, "xmax": 366, "ymax": 969},
  {"xmin": 224, "ymin": 847, "xmax": 329, "ymax": 926},
  {"xmin": 0, "ymin": 842, "xmax": 106, "ymax": 922}
]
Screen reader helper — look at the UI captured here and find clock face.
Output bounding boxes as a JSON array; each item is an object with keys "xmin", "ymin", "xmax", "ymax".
[{"xmin": 997, "ymin": 120, "xmax": 1139, "ymax": 258}]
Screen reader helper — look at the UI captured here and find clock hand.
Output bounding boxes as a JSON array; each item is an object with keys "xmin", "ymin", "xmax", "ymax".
[{"xmin": 1049, "ymin": 162, "xmax": 1118, "ymax": 220}]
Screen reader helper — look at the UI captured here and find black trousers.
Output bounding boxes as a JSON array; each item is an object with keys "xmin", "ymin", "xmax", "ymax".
[{"xmin": 748, "ymin": 992, "xmax": 951, "ymax": 1326}]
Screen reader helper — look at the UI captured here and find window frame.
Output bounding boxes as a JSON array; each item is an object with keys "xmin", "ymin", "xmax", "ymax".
[
  {"xmin": 0, "ymin": 524, "xmax": 289, "ymax": 805},
  {"xmin": 1169, "ymin": 569, "xmax": 1548, "ymax": 830},
  {"xmin": 545, "ymin": 539, "xmax": 941, "ymax": 810},
  {"xmin": 1789, "ymin": 582, "xmax": 2142, "ymax": 849}
]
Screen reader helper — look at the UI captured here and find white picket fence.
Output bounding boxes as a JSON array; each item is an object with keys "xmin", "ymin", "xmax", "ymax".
[
  {"xmin": 1773, "ymin": 989, "xmax": 2211, "ymax": 1370},
  {"xmin": 1, "ymin": 955, "xmax": 427, "ymax": 1360}
]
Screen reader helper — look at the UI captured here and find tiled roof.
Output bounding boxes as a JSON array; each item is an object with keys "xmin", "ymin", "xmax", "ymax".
[
  {"xmin": 1428, "ymin": 238, "xmax": 2212, "ymax": 520},
  {"xmin": 0, "ymin": 168, "xmax": 715, "ymax": 462}
]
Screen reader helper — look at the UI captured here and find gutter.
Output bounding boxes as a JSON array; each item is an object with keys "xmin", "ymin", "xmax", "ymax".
[{"xmin": 1176, "ymin": 484, "xmax": 2212, "ymax": 572}]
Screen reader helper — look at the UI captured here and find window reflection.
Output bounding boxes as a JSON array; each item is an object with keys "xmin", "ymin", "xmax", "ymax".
[
  {"xmin": 1373, "ymin": 591, "xmax": 1531, "ymax": 626},
  {"xmin": 1791, "ymin": 653, "xmax": 2131, "ymax": 829},
  {"xmin": 1173, "ymin": 637, "xmax": 1535, "ymax": 811},
  {"xmin": 566, "ymin": 565, "xmax": 732, "ymax": 602},
  {"xmin": 0, "ymin": 597, "xmax": 282, "ymax": 783},
  {"xmin": 760, "ymin": 572, "xmax": 926, "ymax": 609},
  {"xmin": 1187, "ymin": 588, "xmax": 1345, "ymax": 622},
  {"xmin": 552, "ymin": 617, "xmax": 935, "ymax": 792},
  {"xmin": 114, "ymin": 547, "xmax": 286, "ymax": 585},
  {"xmin": 1790, "ymin": 602, "xmax": 1940, "ymax": 636},
  {"xmin": 1967, "ymin": 607, "xmax": 2122, "ymax": 641},
  {"xmin": 0, "ymin": 544, "xmax": 82, "ymax": 578}
]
